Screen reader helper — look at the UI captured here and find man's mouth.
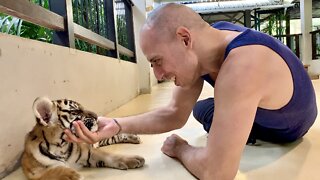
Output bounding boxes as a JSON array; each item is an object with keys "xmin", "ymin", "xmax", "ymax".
[{"xmin": 171, "ymin": 76, "xmax": 179, "ymax": 86}]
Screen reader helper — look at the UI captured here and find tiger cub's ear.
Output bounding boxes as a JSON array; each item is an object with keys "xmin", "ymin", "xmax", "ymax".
[{"xmin": 33, "ymin": 97, "xmax": 54, "ymax": 126}]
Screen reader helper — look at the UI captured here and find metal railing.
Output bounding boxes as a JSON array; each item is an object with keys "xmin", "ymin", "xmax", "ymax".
[{"xmin": 274, "ymin": 33, "xmax": 301, "ymax": 58}]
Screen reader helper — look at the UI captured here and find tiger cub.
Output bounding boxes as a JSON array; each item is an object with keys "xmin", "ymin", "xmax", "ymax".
[{"xmin": 21, "ymin": 97, "xmax": 145, "ymax": 180}]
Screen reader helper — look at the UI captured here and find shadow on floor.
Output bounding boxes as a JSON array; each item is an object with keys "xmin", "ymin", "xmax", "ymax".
[{"xmin": 240, "ymin": 136, "xmax": 311, "ymax": 176}]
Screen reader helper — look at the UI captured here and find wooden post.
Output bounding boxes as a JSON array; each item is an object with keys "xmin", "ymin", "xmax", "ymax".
[
  {"xmin": 104, "ymin": 0, "xmax": 118, "ymax": 58},
  {"xmin": 295, "ymin": 34, "xmax": 300, "ymax": 58},
  {"xmin": 311, "ymin": 33, "xmax": 317, "ymax": 60},
  {"xmin": 285, "ymin": 12, "xmax": 291, "ymax": 49},
  {"xmin": 244, "ymin": 10, "xmax": 251, "ymax": 28},
  {"xmin": 124, "ymin": 0, "xmax": 136, "ymax": 62}
]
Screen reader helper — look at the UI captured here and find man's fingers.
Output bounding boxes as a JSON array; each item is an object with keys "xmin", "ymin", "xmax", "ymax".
[
  {"xmin": 64, "ymin": 129, "xmax": 83, "ymax": 143},
  {"xmin": 78, "ymin": 121, "xmax": 98, "ymax": 142},
  {"xmin": 73, "ymin": 122, "xmax": 93, "ymax": 144},
  {"xmin": 64, "ymin": 136, "xmax": 74, "ymax": 143}
]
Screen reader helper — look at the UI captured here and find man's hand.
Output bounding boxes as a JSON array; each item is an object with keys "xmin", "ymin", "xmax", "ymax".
[
  {"xmin": 64, "ymin": 116, "xmax": 120, "ymax": 144},
  {"xmin": 161, "ymin": 134, "xmax": 189, "ymax": 158}
]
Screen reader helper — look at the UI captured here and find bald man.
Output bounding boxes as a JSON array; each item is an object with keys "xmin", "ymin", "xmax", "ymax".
[{"xmin": 65, "ymin": 3, "xmax": 317, "ymax": 179}]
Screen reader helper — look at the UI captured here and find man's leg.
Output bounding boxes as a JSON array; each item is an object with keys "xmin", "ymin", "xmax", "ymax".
[
  {"xmin": 250, "ymin": 122, "xmax": 300, "ymax": 143},
  {"xmin": 192, "ymin": 98, "xmax": 214, "ymax": 132},
  {"xmin": 193, "ymin": 98, "xmax": 256, "ymax": 144}
]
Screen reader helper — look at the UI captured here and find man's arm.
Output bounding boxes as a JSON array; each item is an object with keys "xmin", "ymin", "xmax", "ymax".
[
  {"xmin": 118, "ymin": 79, "xmax": 204, "ymax": 134},
  {"xmin": 163, "ymin": 48, "xmax": 266, "ymax": 179},
  {"xmin": 65, "ymin": 79, "xmax": 204, "ymax": 143}
]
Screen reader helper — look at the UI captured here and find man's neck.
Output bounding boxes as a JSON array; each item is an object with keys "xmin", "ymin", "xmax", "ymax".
[{"xmin": 196, "ymin": 27, "xmax": 228, "ymax": 75}]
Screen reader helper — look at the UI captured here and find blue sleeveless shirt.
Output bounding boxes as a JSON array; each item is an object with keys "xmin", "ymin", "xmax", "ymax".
[{"xmin": 202, "ymin": 21, "xmax": 317, "ymax": 140}]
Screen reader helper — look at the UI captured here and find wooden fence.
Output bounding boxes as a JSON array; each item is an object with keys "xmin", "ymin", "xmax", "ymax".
[{"xmin": 0, "ymin": 0, "xmax": 135, "ymax": 60}]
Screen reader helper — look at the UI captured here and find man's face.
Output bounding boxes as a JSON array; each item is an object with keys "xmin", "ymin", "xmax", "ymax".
[{"xmin": 140, "ymin": 28, "xmax": 198, "ymax": 87}]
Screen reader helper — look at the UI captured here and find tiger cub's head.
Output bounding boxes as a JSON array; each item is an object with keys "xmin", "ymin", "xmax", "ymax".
[{"xmin": 32, "ymin": 96, "xmax": 98, "ymax": 133}]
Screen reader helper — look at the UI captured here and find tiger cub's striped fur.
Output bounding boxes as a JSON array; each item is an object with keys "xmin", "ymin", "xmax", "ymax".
[{"xmin": 21, "ymin": 97, "xmax": 144, "ymax": 180}]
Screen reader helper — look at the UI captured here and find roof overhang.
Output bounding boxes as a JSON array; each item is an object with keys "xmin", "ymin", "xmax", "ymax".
[{"xmin": 158, "ymin": 0, "xmax": 295, "ymax": 14}]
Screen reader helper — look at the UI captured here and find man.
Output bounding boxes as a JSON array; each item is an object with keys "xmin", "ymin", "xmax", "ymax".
[{"xmin": 65, "ymin": 3, "xmax": 317, "ymax": 179}]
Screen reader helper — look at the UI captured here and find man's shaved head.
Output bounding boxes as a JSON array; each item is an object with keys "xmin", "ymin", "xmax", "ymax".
[
  {"xmin": 139, "ymin": 3, "xmax": 221, "ymax": 87},
  {"xmin": 142, "ymin": 3, "xmax": 207, "ymax": 41}
]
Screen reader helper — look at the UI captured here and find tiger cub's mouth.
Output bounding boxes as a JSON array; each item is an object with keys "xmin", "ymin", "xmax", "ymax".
[
  {"xmin": 69, "ymin": 117, "xmax": 98, "ymax": 135},
  {"xmin": 83, "ymin": 117, "xmax": 98, "ymax": 132}
]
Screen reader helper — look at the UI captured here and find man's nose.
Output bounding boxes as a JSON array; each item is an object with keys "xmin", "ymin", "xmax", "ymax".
[{"xmin": 153, "ymin": 67, "xmax": 165, "ymax": 81}]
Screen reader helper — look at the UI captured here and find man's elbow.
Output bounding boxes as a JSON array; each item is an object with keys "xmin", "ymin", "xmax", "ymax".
[
  {"xmin": 200, "ymin": 157, "xmax": 238, "ymax": 180},
  {"xmin": 167, "ymin": 119, "xmax": 186, "ymax": 131},
  {"xmin": 202, "ymin": 169, "xmax": 237, "ymax": 180},
  {"xmin": 167, "ymin": 106, "xmax": 189, "ymax": 130}
]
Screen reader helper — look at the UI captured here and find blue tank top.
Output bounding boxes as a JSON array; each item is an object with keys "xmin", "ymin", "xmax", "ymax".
[{"xmin": 202, "ymin": 21, "xmax": 317, "ymax": 139}]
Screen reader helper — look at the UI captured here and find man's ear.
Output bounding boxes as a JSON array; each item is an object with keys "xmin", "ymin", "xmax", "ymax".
[
  {"xmin": 176, "ymin": 26, "xmax": 192, "ymax": 48},
  {"xmin": 33, "ymin": 96, "xmax": 54, "ymax": 126}
]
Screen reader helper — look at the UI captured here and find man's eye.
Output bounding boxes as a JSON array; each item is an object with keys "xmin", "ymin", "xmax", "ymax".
[{"xmin": 153, "ymin": 60, "xmax": 160, "ymax": 66}]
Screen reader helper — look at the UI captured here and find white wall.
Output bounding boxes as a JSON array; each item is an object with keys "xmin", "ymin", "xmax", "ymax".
[
  {"xmin": 132, "ymin": 0, "xmax": 156, "ymax": 93},
  {"xmin": 290, "ymin": 18, "xmax": 320, "ymax": 34},
  {"xmin": 0, "ymin": 33, "xmax": 141, "ymax": 177},
  {"xmin": 290, "ymin": 18, "xmax": 320, "ymax": 75},
  {"xmin": 0, "ymin": 1, "xmax": 157, "ymax": 177},
  {"xmin": 132, "ymin": 0, "xmax": 158, "ymax": 87},
  {"xmin": 310, "ymin": 60, "xmax": 320, "ymax": 75}
]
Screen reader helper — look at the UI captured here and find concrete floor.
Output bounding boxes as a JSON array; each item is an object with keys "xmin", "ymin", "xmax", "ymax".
[{"xmin": 4, "ymin": 80, "xmax": 320, "ymax": 180}]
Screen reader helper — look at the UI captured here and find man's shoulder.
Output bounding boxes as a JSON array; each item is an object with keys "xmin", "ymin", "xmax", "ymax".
[
  {"xmin": 216, "ymin": 46, "xmax": 269, "ymax": 90},
  {"xmin": 223, "ymin": 47, "xmax": 264, "ymax": 72},
  {"xmin": 223, "ymin": 45, "xmax": 271, "ymax": 72}
]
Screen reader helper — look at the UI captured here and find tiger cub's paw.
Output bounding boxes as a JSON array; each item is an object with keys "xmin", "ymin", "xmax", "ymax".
[
  {"xmin": 43, "ymin": 166, "xmax": 82, "ymax": 180},
  {"xmin": 117, "ymin": 155, "xmax": 145, "ymax": 170},
  {"xmin": 121, "ymin": 133, "xmax": 141, "ymax": 144},
  {"xmin": 60, "ymin": 170, "xmax": 82, "ymax": 180}
]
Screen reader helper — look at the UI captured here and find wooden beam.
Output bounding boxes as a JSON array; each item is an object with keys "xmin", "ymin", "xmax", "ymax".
[
  {"xmin": 118, "ymin": 44, "xmax": 134, "ymax": 57},
  {"xmin": 73, "ymin": 23, "xmax": 115, "ymax": 50},
  {"xmin": 0, "ymin": 0, "xmax": 65, "ymax": 31}
]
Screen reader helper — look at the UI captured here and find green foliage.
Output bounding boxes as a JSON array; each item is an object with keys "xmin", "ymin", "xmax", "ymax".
[
  {"xmin": 0, "ymin": 13, "xmax": 53, "ymax": 43},
  {"xmin": 31, "ymin": 0, "xmax": 50, "ymax": 9},
  {"xmin": 263, "ymin": 15, "xmax": 276, "ymax": 35},
  {"xmin": 120, "ymin": 54, "xmax": 130, "ymax": 61},
  {"xmin": 117, "ymin": 15, "xmax": 129, "ymax": 48},
  {"xmin": 20, "ymin": 21, "xmax": 52, "ymax": 43},
  {"xmin": 0, "ymin": 0, "xmax": 52, "ymax": 43},
  {"xmin": 73, "ymin": 0, "xmax": 105, "ymax": 54},
  {"xmin": 0, "ymin": 14, "xmax": 23, "ymax": 35},
  {"xmin": 0, "ymin": 0, "xmax": 133, "ymax": 60},
  {"xmin": 261, "ymin": 12, "xmax": 287, "ymax": 36}
]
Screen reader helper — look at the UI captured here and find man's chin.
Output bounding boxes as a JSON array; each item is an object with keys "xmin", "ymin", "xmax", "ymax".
[
  {"xmin": 174, "ymin": 79, "xmax": 192, "ymax": 87},
  {"xmin": 175, "ymin": 81, "xmax": 188, "ymax": 88},
  {"xmin": 175, "ymin": 79, "xmax": 198, "ymax": 88}
]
